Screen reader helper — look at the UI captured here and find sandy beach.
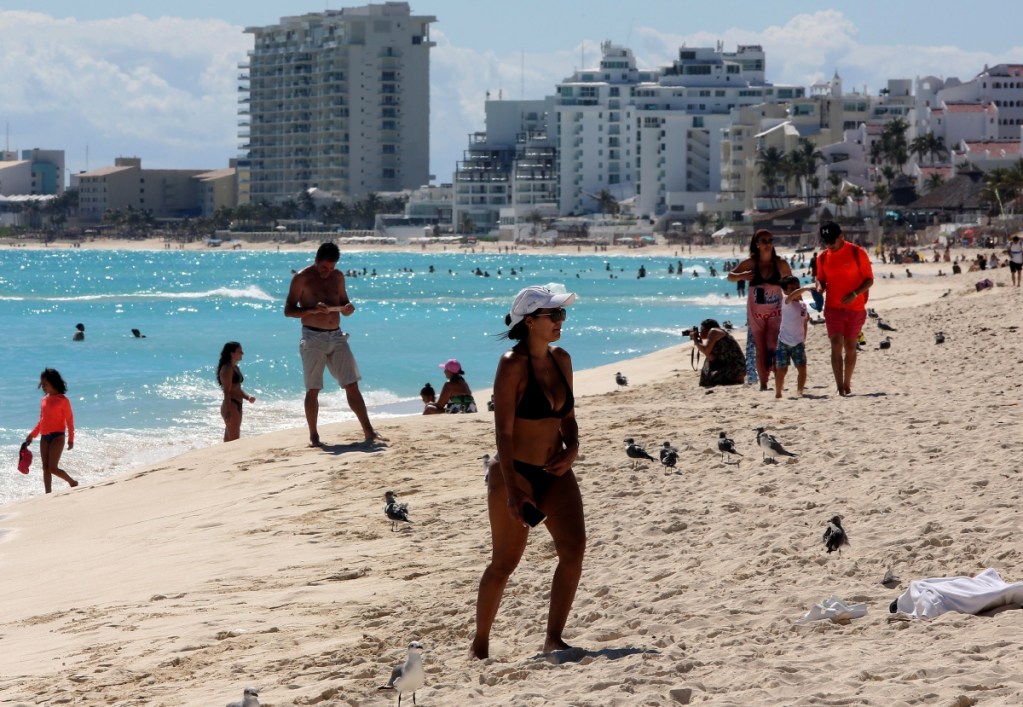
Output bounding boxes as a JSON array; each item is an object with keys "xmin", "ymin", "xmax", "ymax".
[{"xmin": 2, "ymin": 247, "xmax": 1022, "ymax": 705}]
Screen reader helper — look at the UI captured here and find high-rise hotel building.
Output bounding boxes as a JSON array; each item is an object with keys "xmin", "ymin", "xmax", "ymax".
[{"xmin": 240, "ymin": 2, "xmax": 435, "ymax": 203}]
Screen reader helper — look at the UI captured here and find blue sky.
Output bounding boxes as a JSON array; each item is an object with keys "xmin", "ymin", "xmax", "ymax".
[{"xmin": 2, "ymin": 2, "xmax": 1021, "ymax": 186}]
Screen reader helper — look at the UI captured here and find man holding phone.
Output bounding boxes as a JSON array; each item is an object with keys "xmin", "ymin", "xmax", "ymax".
[{"xmin": 284, "ymin": 242, "xmax": 386, "ymax": 446}]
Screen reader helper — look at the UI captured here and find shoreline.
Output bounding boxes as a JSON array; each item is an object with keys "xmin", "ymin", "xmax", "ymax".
[{"xmin": 2, "ymin": 243, "xmax": 1020, "ymax": 704}]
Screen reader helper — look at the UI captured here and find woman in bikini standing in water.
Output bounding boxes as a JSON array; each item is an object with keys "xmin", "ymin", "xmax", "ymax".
[
  {"xmin": 470, "ymin": 285, "xmax": 584, "ymax": 659},
  {"xmin": 728, "ymin": 229, "xmax": 792, "ymax": 390},
  {"xmin": 217, "ymin": 341, "xmax": 255, "ymax": 442}
]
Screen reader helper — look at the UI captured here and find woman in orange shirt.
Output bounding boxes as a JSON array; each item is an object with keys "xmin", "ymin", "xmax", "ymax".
[{"xmin": 24, "ymin": 368, "xmax": 78, "ymax": 494}]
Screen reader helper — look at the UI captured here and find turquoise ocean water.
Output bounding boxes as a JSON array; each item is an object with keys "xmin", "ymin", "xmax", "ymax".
[{"xmin": 0, "ymin": 247, "xmax": 747, "ymax": 505}]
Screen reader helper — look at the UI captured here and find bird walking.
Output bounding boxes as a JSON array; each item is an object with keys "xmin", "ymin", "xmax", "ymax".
[
  {"xmin": 877, "ymin": 319, "xmax": 897, "ymax": 332},
  {"xmin": 615, "ymin": 371, "xmax": 628, "ymax": 389},
  {"xmin": 225, "ymin": 687, "xmax": 260, "ymax": 707},
  {"xmin": 624, "ymin": 438, "xmax": 655, "ymax": 468},
  {"xmin": 754, "ymin": 427, "xmax": 797, "ymax": 463},
  {"xmin": 384, "ymin": 491, "xmax": 412, "ymax": 531},
  {"xmin": 659, "ymin": 442, "xmax": 678, "ymax": 473},
  {"xmin": 822, "ymin": 515, "xmax": 849, "ymax": 554},
  {"xmin": 878, "ymin": 336, "xmax": 892, "ymax": 350},
  {"xmin": 378, "ymin": 640, "xmax": 425, "ymax": 707},
  {"xmin": 717, "ymin": 431, "xmax": 742, "ymax": 463}
]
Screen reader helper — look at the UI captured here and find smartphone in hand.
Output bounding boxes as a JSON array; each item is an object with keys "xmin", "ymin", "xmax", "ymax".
[{"xmin": 522, "ymin": 502, "xmax": 546, "ymax": 528}]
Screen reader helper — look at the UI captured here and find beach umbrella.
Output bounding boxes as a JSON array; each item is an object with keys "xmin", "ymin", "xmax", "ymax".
[{"xmin": 711, "ymin": 226, "xmax": 735, "ymax": 238}]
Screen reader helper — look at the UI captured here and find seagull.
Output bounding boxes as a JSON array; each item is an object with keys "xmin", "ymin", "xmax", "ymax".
[
  {"xmin": 486, "ymin": 395, "xmax": 495, "ymax": 412},
  {"xmin": 659, "ymin": 442, "xmax": 678, "ymax": 472},
  {"xmin": 623, "ymin": 438, "xmax": 655, "ymax": 468},
  {"xmin": 934, "ymin": 331, "xmax": 945, "ymax": 345},
  {"xmin": 878, "ymin": 336, "xmax": 892, "ymax": 350},
  {"xmin": 867, "ymin": 308, "xmax": 879, "ymax": 319},
  {"xmin": 717, "ymin": 431, "xmax": 742, "ymax": 463},
  {"xmin": 823, "ymin": 515, "xmax": 849, "ymax": 554},
  {"xmin": 378, "ymin": 640, "xmax": 425, "ymax": 707},
  {"xmin": 384, "ymin": 491, "xmax": 412, "ymax": 531},
  {"xmin": 480, "ymin": 454, "xmax": 492, "ymax": 483},
  {"xmin": 940, "ymin": 289, "xmax": 951, "ymax": 298},
  {"xmin": 225, "ymin": 687, "xmax": 260, "ymax": 707},
  {"xmin": 877, "ymin": 319, "xmax": 897, "ymax": 332},
  {"xmin": 615, "ymin": 372, "xmax": 628, "ymax": 389},
  {"xmin": 754, "ymin": 427, "xmax": 797, "ymax": 463}
]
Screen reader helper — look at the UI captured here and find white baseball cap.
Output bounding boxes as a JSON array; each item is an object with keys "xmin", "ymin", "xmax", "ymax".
[{"xmin": 508, "ymin": 285, "xmax": 577, "ymax": 328}]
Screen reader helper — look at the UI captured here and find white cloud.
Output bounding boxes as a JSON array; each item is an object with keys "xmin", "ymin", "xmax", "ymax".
[{"xmin": 2, "ymin": 10, "xmax": 1018, "ymax": 187}]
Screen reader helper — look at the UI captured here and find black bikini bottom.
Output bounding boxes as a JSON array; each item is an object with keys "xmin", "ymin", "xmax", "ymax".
[{"xmin": 513, "ymin": 459, "xmax": 556, "ymax": 501}]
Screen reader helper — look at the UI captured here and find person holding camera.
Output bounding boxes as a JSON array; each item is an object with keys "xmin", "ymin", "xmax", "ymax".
[
  {"xmin": 689, "ymin": 319, "xmax": 746, "ymax": 388},
  {"xmin": 727, "ymin": 229, "xmax": 792, "ymax": 390}
]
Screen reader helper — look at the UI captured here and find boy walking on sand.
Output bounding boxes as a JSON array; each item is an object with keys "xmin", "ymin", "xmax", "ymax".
[{"xmin": 775, "ymin": 275, "xmax": 811, "ymax": 398}]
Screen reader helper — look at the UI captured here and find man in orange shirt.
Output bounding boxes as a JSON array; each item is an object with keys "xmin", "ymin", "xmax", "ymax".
[{"xmin": 816, "ymin": 222, "xmax": 874, "ymax": 396}]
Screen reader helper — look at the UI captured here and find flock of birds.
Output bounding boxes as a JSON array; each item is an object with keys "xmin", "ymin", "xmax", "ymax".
[{"xmin": 623, "ymin": 427, "xmax": 796, "ymax": 472}]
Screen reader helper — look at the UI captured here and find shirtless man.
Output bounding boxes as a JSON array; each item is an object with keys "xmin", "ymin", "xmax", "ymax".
[{"xmin": 284, "ymin": 242, "xmax": 385, "ymax": 446}]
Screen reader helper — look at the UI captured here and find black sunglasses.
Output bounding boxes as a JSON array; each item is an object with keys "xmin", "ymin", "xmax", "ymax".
[{"xmin": 531, "ymin": 308, "xmax": 567, "ymax": 323}]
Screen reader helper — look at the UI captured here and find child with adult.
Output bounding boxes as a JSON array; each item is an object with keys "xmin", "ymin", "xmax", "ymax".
[
  {"xmin": 423, "ymin": 359, "xmax": 478, "ymax": 414},
  {"xmin": 727, "ymin": 229, "xmax": 793, "ymax": 390},
  {"xmin": 217, "ymin": 341, "xmax": 255, "ymax": 442},
  {"xmin": 24, "ymin": 368, "xmax": 78, "ymax": 493},
  {"xmin": 775, "ymin": 275, "xmax": 812, "ymax": 398}
]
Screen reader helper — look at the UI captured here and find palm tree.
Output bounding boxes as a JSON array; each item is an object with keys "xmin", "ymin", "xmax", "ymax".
[
  {"xmin": 879, "ymin": 117, "xmax": 910, "ymax": 173},
  {"xmin": 789, "ymin": 138, "xmax": 824, "ymax": 201},
  {"xmin": 459, "ymin": 212, "xmax": 475, "ymax": 235},
  {"xmin": 528, "ymin": 209, "xmax": 545, "ymax": 237},
  {"xmin": 925, "ymin": 173, "xmax": 946, "ymax": 192},
  {"xmin": 755, "ymin": 146, "xmax": 786, "ymax": 208},
  {"xmin": 848, "ymin": 186, "xmax": 866, "ymax": 216},
  {"xmin": 927, "ymin": 135, "xmax": 949, "ymax": 164},
  {"xmin": 596, "ymin": 189, "xmax": 620, "ymax": 216}
]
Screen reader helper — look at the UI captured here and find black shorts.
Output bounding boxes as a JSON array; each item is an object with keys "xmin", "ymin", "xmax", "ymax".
[{"xmin": 1010, "ymin": 261, "xmax": 1022, "ymax": 273}]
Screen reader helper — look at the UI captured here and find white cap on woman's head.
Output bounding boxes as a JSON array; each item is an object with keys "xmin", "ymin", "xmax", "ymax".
[{"xmin": 508, "ymin": 285, "xmax": 576, "ymax": 328}]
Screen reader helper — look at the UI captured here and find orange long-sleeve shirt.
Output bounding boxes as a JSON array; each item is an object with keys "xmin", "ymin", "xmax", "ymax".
[{"xmin": 30, "ymin": 394, "xmax": 75, "ymax": 445}]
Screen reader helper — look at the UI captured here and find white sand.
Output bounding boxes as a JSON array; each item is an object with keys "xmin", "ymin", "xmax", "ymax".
[{"xmin": 2, "ymin": 252, "xmax": 1022, "ymax": 706}]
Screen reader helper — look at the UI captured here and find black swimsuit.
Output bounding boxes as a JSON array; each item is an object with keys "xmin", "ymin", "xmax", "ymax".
[
  {"xmin": 512, "ymin": 350, "xmax": 575, "ymax": 501},
  {"xmin": 231, "ymin": 369, "xmax": 244, "ymax": 411}
]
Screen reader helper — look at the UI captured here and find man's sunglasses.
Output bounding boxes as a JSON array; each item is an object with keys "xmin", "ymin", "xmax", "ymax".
[{"xmin": 531, "ymin": 308, "xmax": 567, "ymax": 322}]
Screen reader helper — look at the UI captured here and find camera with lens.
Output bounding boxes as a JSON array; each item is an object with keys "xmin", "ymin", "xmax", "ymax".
[{"xmin": 685, "ymin": 326, "xmax": 701, "ymax": 339}]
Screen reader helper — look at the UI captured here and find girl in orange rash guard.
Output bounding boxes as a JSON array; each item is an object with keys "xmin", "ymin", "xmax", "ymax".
[{"xmin": 24, "ymin": 368, "xmax": 78, "ymax": 494}]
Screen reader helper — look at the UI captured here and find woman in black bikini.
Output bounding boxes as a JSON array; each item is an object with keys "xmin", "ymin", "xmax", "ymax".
[
  {"xmin": 217, "ymin": 341, "xmax": 255, "ymax": 442},
  {"xmin": 470, "ymin": 286, "xmax": 584, "ymax": 660}
]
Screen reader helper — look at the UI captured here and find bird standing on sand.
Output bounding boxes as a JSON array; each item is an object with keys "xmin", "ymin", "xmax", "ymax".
[
  {"xmin": 867, "ymin": 308, "xmax": 879, "ymax": 319},
  {"xmin": 717, "ymin": 431, "xmax": 742, "ymax": 463},
  {"xmin": 378, "ymin": 640, "xmax": 425, "ymax": 707},
  {"xmin": 615, "ymin": 372, "xmax": 628, "ymax": 389},
  {"xmin": 624, "ymin": 438, "xmax": 655, "ymax": 468},
  {"xmin": 881, "ymin": 567, "xmax": 900, "ymax": 588},
  {"xmin": 823, "ymin": 515, "xmax": 849, "ymax": 554},
  {"xmin": 878, "ymin": 336, "xmax": 892, "ymax": 350},
  {"xmin": 225, "ymin": 687, "xmax": 260, "ymax": 707},
  {"xmin": 754, "ymin": 427, "xmax": 797, "ymax": 463},
  {"xmin": 877, "ymin": 319, "xmax": 897, "ymax": 332},
  {"xmin": 659, "ymin": 442, "xmax": 678, "ymax": 472},
  {"xmin": 934, "ymin": 331, "xmax": 945, "ymax": 345},
  {"xmin": 384, "ymin": 491, "xmax": 412, "ymax": 531}
]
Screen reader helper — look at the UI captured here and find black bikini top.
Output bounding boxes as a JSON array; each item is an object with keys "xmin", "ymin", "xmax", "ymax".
[
  {"xmin": 515, "ymin": 350, "xmax": 574, "ymax": 420},
  {"xmin": 751, "ymin": 258, "xmax": 782, "ymax": 286}
]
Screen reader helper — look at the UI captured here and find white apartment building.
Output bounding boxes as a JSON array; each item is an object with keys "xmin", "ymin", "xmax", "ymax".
[
  {"xmin": 241, "ymin": 3, "xmax": 435, "ymax": 204},
  {"xmin": 554, "ymin": 43, "xmax": 654, "ymax": 216},
  {"xmin": 453, "ymin": 98, "xmax": 556, "ymax": 233}
]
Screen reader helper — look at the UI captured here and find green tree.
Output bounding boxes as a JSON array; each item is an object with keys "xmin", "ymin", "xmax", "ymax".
[{"xmin": 756, "ymin": 146, "xmax": 786, "ymax": 208}]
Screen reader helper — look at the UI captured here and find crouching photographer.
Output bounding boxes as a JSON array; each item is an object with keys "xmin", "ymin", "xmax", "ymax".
[{"xmin": 688, "ymin": 318, "xmax": 746, "ymax": 388}]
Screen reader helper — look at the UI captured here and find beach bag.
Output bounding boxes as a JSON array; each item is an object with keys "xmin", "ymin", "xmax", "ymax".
[{"xmin": 18, "ymin": 443, "xmax": 32, "ymax": 474}]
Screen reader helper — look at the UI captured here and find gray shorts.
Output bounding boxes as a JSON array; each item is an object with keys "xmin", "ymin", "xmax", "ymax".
[{"xmin": 300, "ymin": 327, "xmax": 361, "ymax": 389}]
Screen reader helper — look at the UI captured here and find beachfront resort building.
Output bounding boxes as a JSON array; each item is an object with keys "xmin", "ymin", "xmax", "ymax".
[
  {"xmin": 240, "ymin": 3, "xmax": 435, "ymax": 204},
  {"xmin": 74, "ymin": 158, "xmax": 235, "ymax": 222},
  {"xmin": 452, "ymin": 97, "xmax": 557, "ymax": 234},
  {"xmin": 0, "ymin": 149, "xmax": 65, "ymax": 197}
]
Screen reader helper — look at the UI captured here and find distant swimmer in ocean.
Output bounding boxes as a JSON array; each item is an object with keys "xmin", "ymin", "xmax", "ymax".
[
  {"xmin": 217, "ymin": 341, "xmax": 255, "ymax": 442},
  {"xmin": 72, "ymin": 323, "xmax": 85, "ymax": 341},
  {"xmin": 131, "ymin": 328, "xmax": 146, "ymax": 338},
  {"xmin": 423, "ymin": 359, "xmax": 477, "ymax": 414},
  {"xmin": 25, "ymin": 368, "xmax": 78, "ymax": 493},
  {"xmin": 284, "ymin": 242, "xmax": 387, "ymax": 446}
]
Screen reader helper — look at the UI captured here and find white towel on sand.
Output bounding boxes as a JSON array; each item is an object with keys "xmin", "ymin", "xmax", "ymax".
[
  {"xmin": 795, "ymin": 595, "xmax": 868, "ymax": 624},
  {"xmin": 895, "ymin": 568, "xmax": 1023, "ymax": 619}
]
